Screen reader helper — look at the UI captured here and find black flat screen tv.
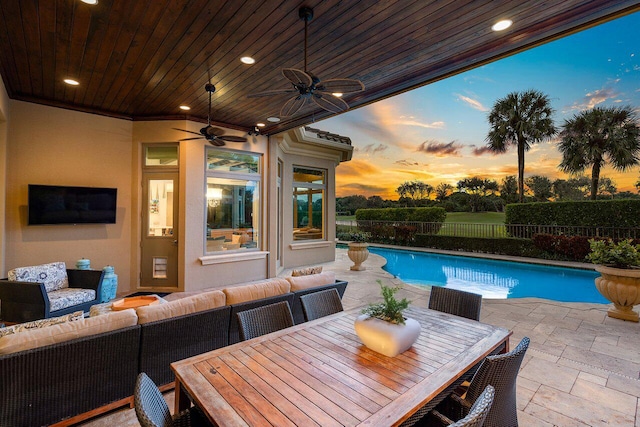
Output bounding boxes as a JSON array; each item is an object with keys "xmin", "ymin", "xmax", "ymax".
[{"xmin": 28, "ymin": 184, "xmax": 117, "ymax": 225}]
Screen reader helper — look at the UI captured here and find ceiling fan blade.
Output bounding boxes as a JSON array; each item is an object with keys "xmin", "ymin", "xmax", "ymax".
[
  {"xmin": 208, "ymin": 138, "xmax": 226, "ymax": 147},
  {"xmin": 312, "ymin": 93, "xmax": 349, "ymax": 113},
  {"xmin": 318, "ymin": 78, "xmax": 365, "ymax": 94},
  {"xmin": 280, "ymin": 95, "xmax": 307, "ymax": 117},
  {"xmin": 219, "ymin": 135, "xmax": 248, "ymax": 143},
  {"xmin": 282, "ymin": 68, "xmax": 313, "ymax": 87},
  {"xmin": 247, "ymin": 88, "xmax": 297, "ymax": 98},
  {"xmin": 179, "ymin": 137, "xmax": 204, "ymax": 141},
  {"xmin": 172, "ymin": 128, "xmax": 203, "ymax": 136},
  {"xmin": 204, "ymin": 126, "xmax": 226, "ymax": 137}
]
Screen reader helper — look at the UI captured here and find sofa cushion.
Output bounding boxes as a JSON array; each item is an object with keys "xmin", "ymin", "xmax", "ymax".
[
  {"xmin": 223, "ymin": 279, "xmax": 291, "ymax": 305},
  {"xmin": 291, "ymin": 266, "xmax": 323, "ymax": 276},
  {"xmin": 0, "ymin": 311, "xmax": 84, "ymax": 338},
  {"xmin": 287, "ymin": 271, "xmax": 336, "ymax": 291},
  {"xmin": 136, "ymin": 290, "xmax": 226, "ymax": 324},
  {"xmin": 48, "ymin": 288, "xmax": 96, "ymax": 312},
  {"xmin": 0, "ymin": 309, "xmax": 137, "ymax": 355},
  {"xmin": 8, "ymin": 261, "xmax": 69, "ymax": 292}
]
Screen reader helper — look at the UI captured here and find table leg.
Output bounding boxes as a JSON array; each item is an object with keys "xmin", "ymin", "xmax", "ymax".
[{"xmin": 174, "ymin": 379, "xmax": 191, "ymax": 413}]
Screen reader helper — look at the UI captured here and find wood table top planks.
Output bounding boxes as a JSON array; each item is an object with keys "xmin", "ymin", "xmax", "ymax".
[{"xmin": 171, "ymin": 306, "xmax": 511, "ymax": 427}]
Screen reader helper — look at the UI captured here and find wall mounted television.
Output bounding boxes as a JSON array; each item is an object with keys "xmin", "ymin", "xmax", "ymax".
[{"xmin": 28, "ymin": 184, "xmax": 117, "ymax": 225}]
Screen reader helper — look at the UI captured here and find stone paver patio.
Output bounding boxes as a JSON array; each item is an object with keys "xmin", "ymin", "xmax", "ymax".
[{"xmin": 82, "ymin": 248, "xmax": 640, "ymax": 427}]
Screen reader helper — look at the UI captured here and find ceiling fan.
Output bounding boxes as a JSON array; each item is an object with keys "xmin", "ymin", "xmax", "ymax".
[
  {"xmin": 247, "ymin": 6, "xmax": 364, "ymax": 117},
  {"xmin": 174, "ymin": 83, "xmax": 248, "ymax": 146}
]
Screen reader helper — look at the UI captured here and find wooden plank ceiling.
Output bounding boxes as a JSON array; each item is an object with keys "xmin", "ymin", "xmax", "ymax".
[{"xmin": 1, "ymin": 0, "xmax": 639, "ymax": 136}]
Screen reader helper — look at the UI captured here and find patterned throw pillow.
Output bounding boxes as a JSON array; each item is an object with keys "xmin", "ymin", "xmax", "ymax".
[
  {"xmin": 291, "ymin": 266, "xmax": 323, "ymax": 277},
  {"xmin": 8, "ymin": 262, "xmax": 69, "ymax": 292},
  {"xmin": 0, "ymin": 311, "xmax": 84, "ymax": 337}
]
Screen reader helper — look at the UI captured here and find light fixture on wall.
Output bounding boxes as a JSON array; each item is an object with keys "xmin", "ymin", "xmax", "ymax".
[{"xmin": 207, "ymin": 187, "xmax": 223, "ymax": 207}]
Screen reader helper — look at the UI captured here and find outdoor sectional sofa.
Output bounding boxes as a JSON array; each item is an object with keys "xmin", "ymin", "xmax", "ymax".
[{"xmin": 0, "ymin": 271, "xmax": 347, "ymax": 427}]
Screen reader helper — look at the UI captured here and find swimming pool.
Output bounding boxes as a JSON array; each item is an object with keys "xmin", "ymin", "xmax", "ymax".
[{"xmin": 368, "ymin": 246, "xmax": 607, "ymax": 303}]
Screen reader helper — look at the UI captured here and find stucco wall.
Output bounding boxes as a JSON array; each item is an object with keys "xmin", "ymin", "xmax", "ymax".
[
  {"xmin": 0, "ymin": 78, "xmax": 9, "ymax": 275},
  {"xmin": 133, "ymin": 121, "xmax": 271, "ymax": 292},
  {"xmin": 4, "ymin": 101, "xmax": 133, "ymax": 292}
]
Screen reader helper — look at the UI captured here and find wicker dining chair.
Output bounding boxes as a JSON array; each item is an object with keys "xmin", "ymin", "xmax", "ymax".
[
  {"xmin": 236, "ymin": 301, "xmax": 295, "ymax": 341},
  {"xmin": 428, "ymin": 385, "xmax": 495, "ymax": 427},
  {"xmin": 428, "ymin": 287, "xmax": 483, "ymax": 321},
  {"xmin": 429, "ymin": 337, "xmax": 530, "ymax": 427},
  {"xmin": 134, "ymin": 372, "xmax": 212, "ymax": 427},
  {"xmin": 299, "ymin": 288, "xmax": 344, "ymax": 321}
]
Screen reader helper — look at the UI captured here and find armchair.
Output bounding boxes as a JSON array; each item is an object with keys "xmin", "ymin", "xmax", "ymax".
[{"xmin": 0, "ymin": 262, "xmax": 104, "ymax": 323}]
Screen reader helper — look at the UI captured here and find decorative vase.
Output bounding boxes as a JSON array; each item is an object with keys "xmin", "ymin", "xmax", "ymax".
[
  {"xmin": 100, "ymin": 266, "xmax": 119, "ymax": 303},
  {"xmin": 594, "ymin": 265, "xmax": 640, "ymax": 322},
  {"xmin": 348, "ymin": 242, "xmax": 369, "ymax": 271},
  {"xmin": 354, "ymin": 314, "xmax": 421, "ymax": 357},
  {"xmin": 75, "ymin": 258, "xmax": 91, "ymax": 270}
]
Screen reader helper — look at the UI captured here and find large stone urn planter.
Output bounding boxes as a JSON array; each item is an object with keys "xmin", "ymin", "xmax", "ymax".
[
  {"xmin": 347, "ymin": 242, "xmax": 369, "ymax": 271},
  {"xmin": 354, "ymin": 314, "xmax": 421, "ymax": 357},
  {"xmin": 594, "ymin": 265, "xmax": 640, "ymax": 322}
]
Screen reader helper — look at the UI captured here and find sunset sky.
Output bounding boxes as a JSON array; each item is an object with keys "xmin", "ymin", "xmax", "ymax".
[{"xmin": 318, "ymin": 11, "xmax": 640, "ymax": 200}]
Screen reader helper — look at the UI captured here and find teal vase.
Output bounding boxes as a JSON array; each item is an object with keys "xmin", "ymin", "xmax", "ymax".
[{"xmin": 101, "ymin": 266, "xmax": 118, "ymax": 302}]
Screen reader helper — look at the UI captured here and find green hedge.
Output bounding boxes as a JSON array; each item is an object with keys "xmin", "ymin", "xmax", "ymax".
[
  {"xmin": 505, "ymin": 200, "xmax": 640, "ymax": 227},
  {"xmin": 505, "ymin": 200, "xmax": 640, "ymax": 238},
  {"xmin": 355, "ymin": 207, "xmax": 446, "ymax": 222},
  {"xmin": 414, "ymin": 234, "xmax": 543, "ymax": 257}
]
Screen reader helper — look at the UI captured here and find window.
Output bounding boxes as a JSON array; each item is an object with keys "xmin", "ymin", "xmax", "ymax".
[
  {"xmin": 205, "ymin": 149, "xmax": 261, "ymax": 253},
  {"xmin": 292, "ymin": 167, "xmax": 325, "ymax": 241}
]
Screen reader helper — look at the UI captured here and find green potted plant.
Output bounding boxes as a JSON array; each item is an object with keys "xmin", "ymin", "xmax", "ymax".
[
  {"xmin": 587, "ymin": 239, "xmax": 640, "ymax": 322},
  {"xmin": 345, "ymin": 231, "xmax": 371, "ymax": 271},
  {"xmin": 354, "ymin": 282, "xmax": 421, "ymax": 357}
]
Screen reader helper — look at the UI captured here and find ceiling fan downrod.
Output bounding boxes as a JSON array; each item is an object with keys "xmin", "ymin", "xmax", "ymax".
[{"xmin": 299, "ymin": 7, "xmax": 313, "ymax": 73}]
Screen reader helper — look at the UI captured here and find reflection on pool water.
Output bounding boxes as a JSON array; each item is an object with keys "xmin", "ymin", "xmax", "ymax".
[{"xmin": 368, "ymin": 246, "xmax": 607, "ymax": 303}]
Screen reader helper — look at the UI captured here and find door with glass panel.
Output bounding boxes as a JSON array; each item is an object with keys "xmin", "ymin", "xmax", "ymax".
[{"xmin": 141, "ymin": 145, "xmax": 179, "ymax": 289}]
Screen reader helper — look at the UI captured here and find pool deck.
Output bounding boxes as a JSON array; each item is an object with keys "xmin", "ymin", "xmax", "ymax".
[{"xmin": 81, "ymin": 248, "xmax": 640, "ymax": 427}]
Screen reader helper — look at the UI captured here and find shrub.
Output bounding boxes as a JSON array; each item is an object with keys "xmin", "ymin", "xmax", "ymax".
[
  {"xmin": 414, "ymin": 234, "xmax": 542, "ymax": 257},
  {"xmin": 355, "ymin": 207, "xmax": 446, "ymax": 222},
  {"xmin": 531, "ymin": 234, "xmax": 593, "ymax": 261},
  {"xmin": 505, "ymin": 200, "xmax": 640, "ymax": 238}
]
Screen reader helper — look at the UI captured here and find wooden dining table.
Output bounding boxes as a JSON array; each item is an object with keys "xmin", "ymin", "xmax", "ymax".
[{"xmin": 171, "ymin": 306, "xmax": 511, "ymax": 427}]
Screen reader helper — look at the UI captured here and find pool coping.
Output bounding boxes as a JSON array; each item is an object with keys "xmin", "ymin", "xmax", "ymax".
[{"xmin": 338, "ymin": 241, "xmax": 597, "ymax": 271}]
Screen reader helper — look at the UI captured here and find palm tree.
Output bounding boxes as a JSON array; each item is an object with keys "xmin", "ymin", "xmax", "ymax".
[
  {"xmin": 486, "ymin": 90, "xmax": 557, "ymax": 203},
  {"xmin": 558, "ymin": 106, "xmax": 640, "ymax": 200}
]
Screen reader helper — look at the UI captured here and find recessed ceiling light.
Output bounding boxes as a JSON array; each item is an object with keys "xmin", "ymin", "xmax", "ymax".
[
  {"xmin": 240, "ymin": 56, "xmax": 255, "ymax": 65},
  {"xmin": 256, "ymin": 123, "xmax": 265, "ymax": 127},
  {"xmin": 267, "ymin": 117, "xmax": 280, "ymax": 123},
  {"xmin": 63, "ymin": 79, "xmax": 79, "ymax": 86},
  {"xmin": 332, "ymin": 92, "xmax": 343, "ymax": 97},
  {"xmin": 179, "ymin": 105, "xmax": 191, "ymax": 111},
  {"xmin": 81, "ymin": 0, "xmax": 98, "ymax": 4},
  {"xmin": 491, "ymin": 19, "xmax": 512, "ymax": 32}
]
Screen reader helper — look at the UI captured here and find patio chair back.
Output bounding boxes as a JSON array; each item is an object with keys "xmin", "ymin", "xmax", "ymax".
[
  {"xmin": 451, "ymin": 384, "xmax": 495, "ymax": 427},
  {"xmin": 428, "ymin": 287, "xmax": 482, "ymax": 321},
  {"xmin": 466, "ymin": 337, "xmax": 530, "ymax": 427},
  {"xmin": 237, "ymin": 301, "xmax": 294, "ymax": 341},
  {"xmin": 134, "ymin": 372, "xmax": 173, "ymax": 427},
  {"xmin": 299, "ymin": 288, "xmax": 344, "ymax": 321}
]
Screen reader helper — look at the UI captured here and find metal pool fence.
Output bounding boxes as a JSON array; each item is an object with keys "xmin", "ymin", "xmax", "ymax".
[{"xmin": 336, "ymin": 220, "xmax": 640, "ymax": 240}]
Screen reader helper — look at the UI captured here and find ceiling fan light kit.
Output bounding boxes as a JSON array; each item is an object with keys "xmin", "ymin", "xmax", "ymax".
[
  {"xmin": 247, "ymin": 6, "xmax": 364, "ymax": 118},
  {"xmin": 173, "ymin": 84, "xmax": 248, "ymax": 146}
]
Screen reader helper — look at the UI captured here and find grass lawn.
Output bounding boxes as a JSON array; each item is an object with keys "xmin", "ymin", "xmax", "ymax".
[{"xmin": 445, "ymin": 212, "xmax": 505, "ymax": 224}]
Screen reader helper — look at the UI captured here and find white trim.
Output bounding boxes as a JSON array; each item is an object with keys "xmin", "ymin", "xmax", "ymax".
[
  {"xmin": 289, "ymin": 240, "xmax": 333, "ymax": 251},
  {"xmin": 199, "ymin": 251, "xmax": 269, "ymax": 265}
]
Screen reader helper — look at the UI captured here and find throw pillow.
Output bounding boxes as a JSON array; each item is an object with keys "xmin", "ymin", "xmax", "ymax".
[
  {"xmin": 8, "ymin": 261, "xmax": 69, "ymax": 292},
  {"xmin": 0, "ymin": 311, "xmax": 84, "ymax": 337},
  {"xmin": 291, "ymin": 266, "xmax": 323, "ymax": 276}
]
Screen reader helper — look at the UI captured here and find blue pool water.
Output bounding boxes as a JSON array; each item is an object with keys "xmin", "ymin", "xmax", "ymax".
[{"xmin": 368, "ymin": 246, "xmax": 607, "ymax": 303}]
